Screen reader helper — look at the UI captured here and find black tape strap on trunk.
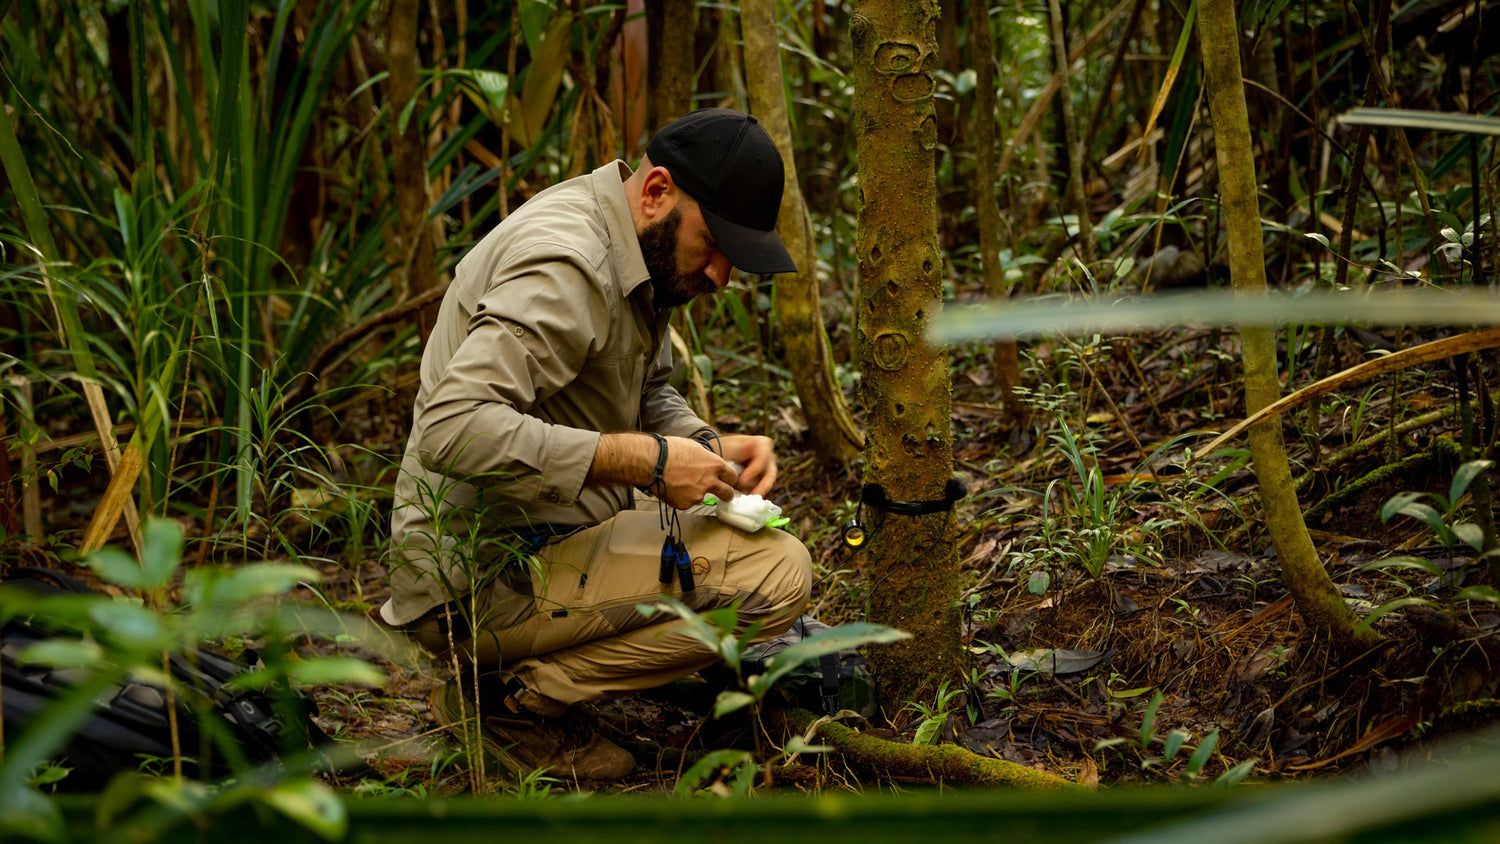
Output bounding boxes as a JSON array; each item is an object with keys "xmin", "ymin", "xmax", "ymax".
[{"xmin": 860, "ymin": 479, "xmax": 966, "ymax": 516}]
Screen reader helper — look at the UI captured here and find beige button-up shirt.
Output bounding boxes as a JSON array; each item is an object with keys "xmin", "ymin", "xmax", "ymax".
[{"xmin": 381, "ymin": 161, "xmax": 707, "ymax": 626}]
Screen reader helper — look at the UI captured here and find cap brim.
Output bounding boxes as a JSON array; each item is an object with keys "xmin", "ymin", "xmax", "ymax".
[{"xmin": 701, "ymin": 206, "xmax": 798, "ymax": 275}]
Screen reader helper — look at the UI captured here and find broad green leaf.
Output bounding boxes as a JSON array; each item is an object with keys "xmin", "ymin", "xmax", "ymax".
[
  {"xmin": 18, "ymin": 638, "xmax": 103, "ymax": 669},
  {"xmin": 1449, "ymin": 460, "xmax": 1494, "ymax": 505},
  {"xmin": 1357, "ymin": 556, "xmax": 1442, "ymax": 576},
  {"xmin": 0, "ymin": 783, "xmax": 64, "ymax": 842},
  {"xmin": 86, "ymin": 548, "xmax": 155, "ymax": 590},
  {"xmin": 1305, "ymin": 232, "xmax": 1331, "ymax": 248},
  {"xmin": 675, "ymin": 750, "xmax": 757, "ymax": 798},
  {"xmin": 702, "ymin": 606, "xmax": 739, "ymax": 637},
  {"xmin": 138, "ymin": 518, "xmax": 184, "ymax": 588},
  {"xmin": 87, "ymin": 600, "xmax": 165, "ymax": 651},
  {"xmin": 719, "ymin": 633, "xmax": 741, "ymax": 669},
  {"xmin": 1028, "ymin": 571, "xmax": 1051, "ymax": 595},
  {"xmin": 192, "ymin": 564, "xmax": 320, "ymax": 611},
  {"xmin": 1354, "ymin": 597, "xmax": 1435, "ymax": 636},
  {"xmin": 259, "ymin": 779, "xmax": 348, "ymax": 842},
  {"xmin": 509, "ymin": 10, "xmax": 573, "ymax": 147},
  {"xmin": 636, "ymin": 598, "xmax": 727, "ymax": 654},
  {"xmin": 1456, "ymin": 586, "xmax": 1500, "ymax": 604},
  {"xmin": 289, "ymin": 657, "xmax": 386, "ymax": 688},
  {"xmin": 452, "ymin": 68, "xmax": 510, "ymax": 126},
  {"xmin": 1387, "ymin": 500, "xmax": 1447, "ymax": 536},
  {"xmin": 142, "ymin": 777, "xmax": 214, "ymax": 814},
  {"xmin": 1184, "ymin": 730, "xmax": 1219, "ymax": 780},
  {"xmin": 268, "ymin": 605, "xmax": 424, "ymax": 665},
  {"xmin": 714, "ymin": 690, "xmax": 755, "ymax": 719},
  {"xmin": 735, "ymin": 619, "xmax": 766, "ymax": 654},
  {"xmin": 1452, "ymin": 522, "xmax": 1485, "ymax": 551},
  {"xmin": 94, "ymin": 771, "xmax": 150, "ymax": 830},
  {"xmin": 27, "ymin": 762, "xmax": 70, "ymax": 787},
  {"xmin": 1141, "ymin": 691, "xmax": 1165, "ymax": 749},
  {"xmin": 519, "ymin": 0, "xmax": 552, "ymax": 53},
  {"xmin": 761, "ymin": 623, "xmax": 909, "ymax": 690},
  {"xmin": 913, "ymin": 715, "xmax": 945, "ymax": 746},
  {"xmin": 1163, "ymin": 728, "xmax": 1189, "ymax": 759},
  {"xmin": 1214, "ymin": 758, "xmax": 1259, "ymax": 788},
  {"xmin": 0, "ymin": 590, "xmax": 95, "ymax": 628}
]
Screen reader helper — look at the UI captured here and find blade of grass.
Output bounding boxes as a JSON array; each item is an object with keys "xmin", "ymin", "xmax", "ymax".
[{"xmin": 0, "ymin": 72, "xmax": 143, "ymax": 553}]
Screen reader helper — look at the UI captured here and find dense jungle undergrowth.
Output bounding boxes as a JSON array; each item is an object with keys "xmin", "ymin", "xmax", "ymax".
[{"xmin": 3, "ymin": 0, "xmax": 1500, "ymax": 824}]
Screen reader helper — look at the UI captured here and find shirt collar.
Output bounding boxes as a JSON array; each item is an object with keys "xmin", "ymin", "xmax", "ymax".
[{"xmin": 593, "ymin": 161, "xmax": 652, "ymax": 298}]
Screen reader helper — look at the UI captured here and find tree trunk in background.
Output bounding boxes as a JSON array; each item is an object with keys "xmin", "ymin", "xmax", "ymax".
[
  {"xmin": 851, "ymin": 0, "xmax": 964, "ymax": 713},
  {"xmin": 743, "ymin": 0, "xmax": 863, "ymax": 464},
  {"xmin": 389, "ymin": 0, "xmax": 436, "ymax": 325},
  {"xmin": 1046, "ymin": 0, "xmax": 1095, "ymax": 267},
  {"xmin": 713, "ymin": 7, "xmax": 748, "ymax": 110},
  {"xmin": 646, "ymin": 0, "xmax": 697, "ymax": 129},
  {"xmin": 1198, "ymin": 0, "xmax": 1377, "ymax": 648},
  {"xmin": 967, "ymin": 0, "xmax": 1025, "ymax": 428},
  {"xmin": 614, "ymin": 0, "xmax": 649, "ymax": 157}
]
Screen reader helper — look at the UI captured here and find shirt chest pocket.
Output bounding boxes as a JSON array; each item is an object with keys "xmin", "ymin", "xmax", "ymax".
[{"xmin": 566, "ymin": 337, "xmax": 652, "ymax": 423}]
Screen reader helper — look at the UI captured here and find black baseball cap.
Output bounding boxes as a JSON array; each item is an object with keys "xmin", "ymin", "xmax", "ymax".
[{"xmin": 645, "ymin": 109, "xmax": 798, "ymax": 275}]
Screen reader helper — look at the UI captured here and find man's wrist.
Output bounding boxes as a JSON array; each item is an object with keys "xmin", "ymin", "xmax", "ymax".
[
  {"xmin": 586, "ymin": 431, "xmax": 662, "ymax": 488},
  {"xmin": 645, "ymin": 432, "xmax": 668, "ymax": 491}
]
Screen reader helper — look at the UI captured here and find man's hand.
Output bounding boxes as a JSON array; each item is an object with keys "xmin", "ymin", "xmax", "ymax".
[
  {"xmin": 661, "ymin": 436, "xmax": 740, "ymax": 509},
  {"xmin": 717, "ymin": 434, "xmax": 777, "ymax": 497},
  {"xmin": 588, "ymin": 432, "xmax": 738, "ymax": 509}
]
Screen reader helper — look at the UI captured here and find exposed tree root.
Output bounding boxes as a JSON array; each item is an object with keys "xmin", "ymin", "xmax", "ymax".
[{"xmin": 780, "ymin": 710, "xmax": 1080, "ymax": 791}]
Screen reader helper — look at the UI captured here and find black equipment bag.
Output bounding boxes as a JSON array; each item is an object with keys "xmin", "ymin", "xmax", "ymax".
[
  {"xmin": 732, "ymin": 615, "xmax": 880, "ymax": 719},
  {"xmin": 0, "ymin": 567, "xmax": 332, "ymax": 789}
]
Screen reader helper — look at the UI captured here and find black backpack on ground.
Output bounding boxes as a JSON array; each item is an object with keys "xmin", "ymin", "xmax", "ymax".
[
  {"xmin": 0, "ymin": 567, "xmax": 335, "ymax": 789},
  {"xmin": 730, "ymin": 615, "xmax": 880, "ymax": 719}
]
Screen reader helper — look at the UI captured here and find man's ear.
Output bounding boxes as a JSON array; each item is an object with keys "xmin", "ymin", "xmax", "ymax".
[{"xmin": 638, "ymin": 166, "xmax": 679, "ymax": 221}]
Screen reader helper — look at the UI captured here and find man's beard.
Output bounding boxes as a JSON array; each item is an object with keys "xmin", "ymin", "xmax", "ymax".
[{"xmin": 640, "ymin": 208, "xmax": 714, "ymax": 310}]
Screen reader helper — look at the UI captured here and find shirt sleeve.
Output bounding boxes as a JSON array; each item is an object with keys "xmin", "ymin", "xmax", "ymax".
[
  {"xmin": 412, "ymin": 253, "xmax": 608, "ymax": 507},
  {"xmin": 640, "ymin": 330, "xmax": 711, "ymax": 437}
]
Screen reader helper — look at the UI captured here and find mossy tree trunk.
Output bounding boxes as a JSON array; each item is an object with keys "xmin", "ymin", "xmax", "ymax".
[
  {"xmin": 1198, "ymin": 0, "xmax": 1378, "ymax": 648},
  {"xmin": 851, "ymin": 0, "xmax": 965, "ymax": 712},
  {"xmin": 743, "ymin": 0, "xmax": 863, "ymax": 463},
  {"xmin": 646, "ymin": 0, "xmax": 697, "ymax": 130}
]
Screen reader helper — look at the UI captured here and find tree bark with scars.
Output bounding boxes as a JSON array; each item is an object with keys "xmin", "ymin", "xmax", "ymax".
[
  {"xmin": 851, "ymin": 0, "xmax": 965, "ymax": 711},
  {"xmin": 1198, "ymin": 0, "xmax": 1378, "ymax": 649},
  {"xmin": 742, "ymin": 0, "xmax": 863, "ymax": 463}
]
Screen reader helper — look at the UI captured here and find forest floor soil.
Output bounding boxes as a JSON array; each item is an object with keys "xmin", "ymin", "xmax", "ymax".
[
  {"xmin": 23, "ymin": 327, "xmax": 1500, "ymax": 796},
  {"xmin": 294, "ymin": 327, "xmax": 1500, "ymax": 795}
]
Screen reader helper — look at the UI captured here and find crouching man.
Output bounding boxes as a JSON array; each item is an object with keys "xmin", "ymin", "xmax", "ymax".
[{"xmin": 378, "ymin": 109, "xmax": 813, "ymax": 781}]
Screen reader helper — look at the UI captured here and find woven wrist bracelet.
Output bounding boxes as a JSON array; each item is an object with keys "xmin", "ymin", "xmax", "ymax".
[{"xmin": 648, "ymin": 432, "xmax": 668, "ymax": 489}]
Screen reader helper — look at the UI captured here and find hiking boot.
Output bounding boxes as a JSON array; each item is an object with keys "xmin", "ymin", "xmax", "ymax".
[{"xmin": 429, "ymin": 677, "xmax": 635, "ymax": 781}]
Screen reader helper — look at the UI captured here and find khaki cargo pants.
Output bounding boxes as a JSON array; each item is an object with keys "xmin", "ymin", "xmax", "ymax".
[{"xmin": 402, "ymin": 504, "xmax": 812, "ymax": 712}]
